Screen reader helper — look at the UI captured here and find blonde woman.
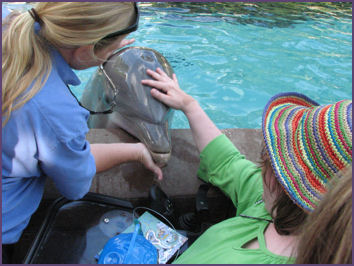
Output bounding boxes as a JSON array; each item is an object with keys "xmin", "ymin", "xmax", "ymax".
[{"xmin": 2, "ymin": 2, "xmax": 162, "ymax": 260}]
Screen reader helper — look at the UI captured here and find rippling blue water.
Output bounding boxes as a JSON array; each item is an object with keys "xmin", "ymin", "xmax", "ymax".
[{"xmin": 4, "ymin": 2, "xmax": 352, "ymax": 129}]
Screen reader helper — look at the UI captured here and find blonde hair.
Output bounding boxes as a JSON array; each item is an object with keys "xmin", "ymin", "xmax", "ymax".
[
  {"xmin": 2, "ymin": 2, "xmax": 135, "ymax": 126},
  {"xmin": 296, "ymin": 166, "xmax": 352, "ymax": 264}
]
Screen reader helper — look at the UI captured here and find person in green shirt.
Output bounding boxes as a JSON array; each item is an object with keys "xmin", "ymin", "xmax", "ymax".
[{"xmin": 141, "ymin": 68, "xmax": 352, "ymax": 264}]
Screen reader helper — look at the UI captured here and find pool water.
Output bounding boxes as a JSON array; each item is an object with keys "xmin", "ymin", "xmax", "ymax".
[{"xmin": 5, "ymin": 2, "xmax": 353, "ymax": 129}]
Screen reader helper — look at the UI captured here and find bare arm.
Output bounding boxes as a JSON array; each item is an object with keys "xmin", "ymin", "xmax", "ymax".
[
  {"xmin": 90, "ymin": 142, "xmax": 163, "ymax": 180},
  {"xmin": 142, "ymin": 68, "xmax": 222, "ymax": 152},
  {"xmin": 179, "ymin": 100, "xmax": 221, "ymax": 153}
]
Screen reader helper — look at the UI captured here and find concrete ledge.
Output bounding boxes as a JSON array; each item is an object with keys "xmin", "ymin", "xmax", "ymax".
[{"xmin": 43, "ymin": 128, "xmax": 262, "ymax": 200}]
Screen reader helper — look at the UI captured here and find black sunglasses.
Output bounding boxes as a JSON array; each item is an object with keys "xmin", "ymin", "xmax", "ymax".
[{"xmin": 101, "ymin": 2, "xmax": 139, "ymax": 40}]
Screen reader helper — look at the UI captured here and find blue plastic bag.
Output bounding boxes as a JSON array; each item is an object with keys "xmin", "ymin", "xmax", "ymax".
[{"xmin": 98, "ymin": 220, "xmax": 158, "ymax": 264}]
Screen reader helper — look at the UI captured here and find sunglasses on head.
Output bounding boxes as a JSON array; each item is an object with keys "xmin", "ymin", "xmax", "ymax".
[{"xmin": 101, "ymin": 2, "xmax": 139, "ymax": 40}]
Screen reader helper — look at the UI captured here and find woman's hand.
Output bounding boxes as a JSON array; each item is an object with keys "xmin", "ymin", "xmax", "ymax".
[
  {"xmin": 118, "ymin": 38, "xmax": 135, "ymax": 49},
  {"xmin": 142, "ymin": 68, "xmax": 222, "ymax": 152},
  {"xmin": 91, "ymin": 142, "xmax": 162, "ymax": 180},
  {"xmin": 141, "ymin": 68, "xmax": 196, "ymax": 113},
  {"xmin": 136, "ymin": 143, "xmax": 163, "ymax": 181}
]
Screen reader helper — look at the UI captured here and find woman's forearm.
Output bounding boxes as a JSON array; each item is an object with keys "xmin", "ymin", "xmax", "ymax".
[
  {"xmin": 90, "ymin": 143, "xmax": 143, "ymax": 173},
  {"xmin": 184, "ymin": 100, "xmax": 222, "ymax": 153}
]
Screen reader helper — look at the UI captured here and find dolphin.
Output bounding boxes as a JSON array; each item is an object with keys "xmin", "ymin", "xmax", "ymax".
[{"xmin": 81, "ymin": 47, "xmax": 174, "ymax": 166}]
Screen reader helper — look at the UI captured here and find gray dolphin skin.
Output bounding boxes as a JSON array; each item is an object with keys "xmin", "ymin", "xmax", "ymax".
[{"xmin": 81, "ymin": 47, "xmax": 175, "ymax": 166}]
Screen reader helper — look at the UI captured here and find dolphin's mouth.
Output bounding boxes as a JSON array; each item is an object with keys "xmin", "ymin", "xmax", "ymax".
[
  {"xmin": 111, "ymin": 112, "xmax": 172, "ymax": 167},
  {"xmin": 149, "ymin": 151, "xmax": 171, "ymax": 168}
]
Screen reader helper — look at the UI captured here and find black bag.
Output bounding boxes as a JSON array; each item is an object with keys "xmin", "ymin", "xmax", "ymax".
[{"xmin": 24, "ymin": 192, "xmax": 134, "ymax": 264}]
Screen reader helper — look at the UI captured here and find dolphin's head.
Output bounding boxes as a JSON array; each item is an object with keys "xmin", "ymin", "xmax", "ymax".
[{"xmin": 83, "ymin": 47, "xmax": 174, "ymax": 166}]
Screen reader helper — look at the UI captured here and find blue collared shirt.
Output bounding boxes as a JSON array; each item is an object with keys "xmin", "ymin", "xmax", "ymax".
[{"xmin": 2, "ymin": 14, "xmax": 96, "ymax": 243}]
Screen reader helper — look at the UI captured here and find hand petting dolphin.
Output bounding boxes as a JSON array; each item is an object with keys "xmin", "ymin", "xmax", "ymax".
[{"xmin": 81, "ymin": 46, "xmax": 175, "ymax": 167}]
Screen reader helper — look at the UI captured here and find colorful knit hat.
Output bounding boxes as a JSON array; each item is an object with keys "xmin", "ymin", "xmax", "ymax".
[{"xmin": 262, "ymin": 92, "xmax": 352, "ymax": 212}]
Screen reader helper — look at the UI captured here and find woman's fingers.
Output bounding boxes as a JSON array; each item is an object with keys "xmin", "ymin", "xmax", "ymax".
[
  {"xmin": 150, "ymin": 88, "xmax": 170, "ymax": 104},
  {"xmin": 142, "ymin": 68, "xmax": 179, "ymax": 98},
  {"xmin": 146, "ymin": 68, "xmax": 162, "ymax": 80},
  {"xmin": 119, "ymin": 38, "xmax": 135, "ymax": 48},
  {"xmin": 153, "ymin": 166, "xmax": 163, "ymax": 181},
  {"xmin": 146, "ymin": 68, "xmax": 171, "ymax": 81},
  {"xmin": 172, "ymin": 73, "xmax": 178, "ymax": 83},
  {"xmin": 139, "ymin": 143, "xmax": 163, "ymax": 180},
  {"xmin": 146, "ymin": 159, "xmax": 163, "ymax": 180},
  {"xmin": 142, "ymin": 79, "xmax": 168, "ymax": 92},
  {"xmin": 155, "ymin": 67, "xmax": 169, "ymax": 78}
]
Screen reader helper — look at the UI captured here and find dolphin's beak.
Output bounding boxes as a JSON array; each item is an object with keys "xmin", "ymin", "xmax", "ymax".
[
  {"xmin": 112, "ymin": 111, "xmax": 172, "ymax": 167},
  {"xmin": 150, "ymin": 151, "xmax": 171, "ymax": 168}
]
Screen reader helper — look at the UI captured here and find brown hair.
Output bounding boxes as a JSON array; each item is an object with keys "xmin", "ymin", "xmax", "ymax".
[
  {"xmin": 296, "ymin": 166, "xmax": 352, "ymax": 264},
  {"xmin": 259, "ymin": 143, "xmax": 307, "ymax": 235}
]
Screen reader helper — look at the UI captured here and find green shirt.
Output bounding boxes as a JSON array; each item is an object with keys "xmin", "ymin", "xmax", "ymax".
[{"xmin": 174, "ymin": 135, "xmax": 295, "ymax": 264}]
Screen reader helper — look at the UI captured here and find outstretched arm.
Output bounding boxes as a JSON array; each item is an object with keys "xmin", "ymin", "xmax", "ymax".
[
  {"xmin": 142, "ymin": 68, "xmax": 221, "ymax": 152},
  {"xmin": 90, "ymin": 142, "xmax": 163, "ymax": 180}
]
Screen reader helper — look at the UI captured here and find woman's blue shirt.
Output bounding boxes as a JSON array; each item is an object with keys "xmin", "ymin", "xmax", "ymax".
[{"xmin": 2, "ymin": 46, "xmax": 96, "ymax": 244}]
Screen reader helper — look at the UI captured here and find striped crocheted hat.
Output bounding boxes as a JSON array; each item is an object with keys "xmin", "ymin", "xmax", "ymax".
[{"xmin": 262, "ymin": 92, "xmax": 352, "ymax": 212}]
